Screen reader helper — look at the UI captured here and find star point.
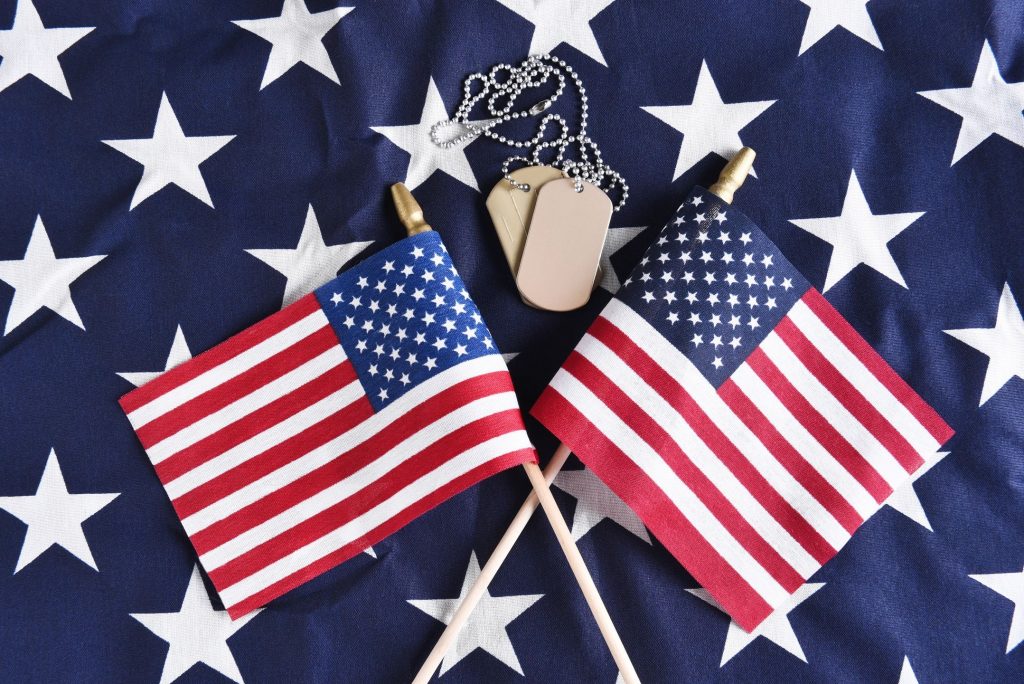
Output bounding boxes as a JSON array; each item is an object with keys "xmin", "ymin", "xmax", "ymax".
[
  {"xmin": 919, "ymin": 40, "xmax": 1024, "ymax": 165},
  {"xmin": 796, "ymin": 0, "xmax": 882, "ymax": 56},
  {"xmin": 970, "ymin": 565, "xmax": 1024, "ymax": 653},
  {"xmin": 0, "ymin": 449, "xmax": 118, "ymax": 572},
  {"xmin": 131, "ymin": 565, "xmax": 261, "ymax": 684},
  {"xmin": 884, "ymin": 451, "xmax": 949, "ymax": 531},
  {"xmin": 688, "ymin": 583, "xmax": 825, "ymax": 665},
  {"xmin": 246, "ymin": 204, "xmax": 372, "ymax": 307},
  {"xmin": 408, "ymin": 552, "xmax": 542, "ymax": 675},
  {"xmin": 118, "ymin": 325, "xmax": 193, "ymax": 387},
  {"xmin": 372, "ymin": 78, "xmax": 480, "ymax": 191},
  {"xmin": 642, "ymin": 60, "xmax": 775, "ymax": 181},
  {"xmin": 103, "ymin": 93, "xmax": 235, "ymax": 209},
  {"xmin": 599, "ymin": 225, "xmax": 647, "ymax": 293},
  {"xmin": 0, "ymin": 0, "xmax": 94, "ymax": 98},
  {"xmin": 0, "ymin": 215, "xmax": 106, "ymax": 335},
  {"xmin": 553, "ymin": 467, "xmax": 650, "ymax": 543},
  {"xmin": 945, "ymin": 283, "xmax": 1024, "ymax": 405},
  {"xmin": 233, "ymin": 0, "xmax": 354, "ymax": 90},
  {"xmin": 789, "ymin": 170, "xmax": 924, "ymax": 291},
  {"xmin": 495, "ymin": 0, "xmax": 617, "ymax": 66}
]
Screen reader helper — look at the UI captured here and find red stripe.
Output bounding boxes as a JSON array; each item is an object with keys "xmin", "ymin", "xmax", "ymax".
[
  {"xmin": 719, "ymin": 379, "xmax": 862, "ymax": 534},
  {"xmin": 801, "ymin": 289, "xmax": 953, "ymax": 444},
  {"xmin": 745, "ymin": 348, "xmax": 891, "ymax": 503},
  {"xmin": 224, "ymin": 448, "xmax": 535, "ymax": 619},
  {"xmin": 190, "ymin": 372, "xmax": 514, "ymax": 553},
  {"xmin": 136, "ymin": 325, "xmax": 339, "ymax": 448},
  {"xmin": 154, "ymin": 363, "xmax": 358, "ymax": 484},
  {"xmin": 563, "ymin": 349, "xmax": 806, "ymax": 593},
  {"xmin": 171, "ymin": 397, "xmax": 375, "ymax": 519},
  {"xmin": 209, "ymin": 410, "xmax": 528, "ymax": 589},
  {"xmin": 587, "ymin": 318, "xmax": 836, "ymax": 565},
  {"xmin": 776, "ymin": 317, "xmax": 924, "ymax": 474},
  {"xmin": 531, "ymin": 388, "xmax": 774, "ymax": 632},
  {"xmin": 121, "ymin": 294, "xmax": 322, "ymax": 414}
]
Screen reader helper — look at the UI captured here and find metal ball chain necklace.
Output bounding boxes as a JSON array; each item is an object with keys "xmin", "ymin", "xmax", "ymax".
[{"xmin": 430, "ymin": 54, "xmax": 629, "ymax": 211}]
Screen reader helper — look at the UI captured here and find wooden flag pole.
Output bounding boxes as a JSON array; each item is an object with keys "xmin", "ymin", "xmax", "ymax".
[
  {"xmin": 411, "ymin": 444, "xmax": 572, "ymax": 684},
  {"xmin": 520, "ymin": 458, "xmax": 641, "ymax": 684},
  {"xmin": 391, "ymin": 184, "xmax": 639, "ymax": 683},
  {"xmin": 406, "ymin": 148, "xmax": 758, "ymax": 683}
]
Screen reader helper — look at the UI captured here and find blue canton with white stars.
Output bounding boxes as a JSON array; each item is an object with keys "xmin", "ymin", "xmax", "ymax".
[
  {"xmin": 315, "ymin": 232, "xmax": 497, "ymax": 410},
  {"xmin": 619, "ymin": 188, "xmax": 810, "ymax": 387}
]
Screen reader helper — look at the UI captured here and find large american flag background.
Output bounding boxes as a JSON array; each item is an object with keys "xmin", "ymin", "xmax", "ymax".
[{"xmin": 0, "ymin": 1, "xmax": 1022, "ymax": 682}]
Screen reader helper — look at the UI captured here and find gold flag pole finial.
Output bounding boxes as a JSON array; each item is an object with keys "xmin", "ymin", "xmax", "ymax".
[
  {"xmin": 709, "ymin": 147, "xmax": 756, "ymax": 204},
  {"xmin": 390, "ymin": 182, "xmax": 433, "ymax": 236}
]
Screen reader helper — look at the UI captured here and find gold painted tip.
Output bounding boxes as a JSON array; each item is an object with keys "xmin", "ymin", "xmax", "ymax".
[
  {"xmin": 709, "ymin": 147, "xmax": 756, "ymax": 204},
  {"xmin": 390, "ymin": 182, "xmax": 433, "ymax": 236}
]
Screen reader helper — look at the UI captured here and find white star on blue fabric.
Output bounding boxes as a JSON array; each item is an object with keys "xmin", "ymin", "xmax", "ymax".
[
  {"xmin": 103, "ymin": 93, "xmax": 235, "ymax": 209},
  {"xmin": 0, "ymin": 215, "xmax": 107, "ymax": 335},
  {"xmin": 117, "ymin": 326, "xmax": 193, "ymax": 387},
  {"xmin": 408, "ymin": 552, "xmax": 543, "ymax": 676},
  {"xmin": 788, "ymin": 170, "xmax": 925, "ymax": 292},
  {"xmin": 0, "ymin": 0, "xmax": 93, "ymax": 98},
  {"xmin": 884, "ymin": 451, "xmax": 950, "ymax": 531},
  {"xmin": 919, "ymin": 40, "xmax": 1024, "ymax": 166},
  {"xmin": 494, "ymin": 0, "xmax": 618, "ymax": 66},
  {"xmin": 642, "ymin": 61, "xmax": 775, "ymax": 181},
  {"xmin": 599, "ymin": 226, "xmax": 647, "ymax": 294},
  {"xmin": 553, "ymin": 467, "xmax": 650, "ymax": 543},
  {"xmin": 372, "ymin": 78, "xmax": 481, "ymax": 191},
  {"xmin": 945, "ymin": 282, "xmax": 1024, "ymax": 406},
  {"xmin": 245, "ymin": 204, "xmax": 372, "ymax": 307},
  {"xmin": 688, "ymin": 583, "xmax": 825, "ymax": 665},
  {"xmin": 131, "ymin": 565, "xmax": 262, "ymax": 684},
  {"xmin": 0, "ymin": 449, "xmax": 118, "ymax": 572},
  {"xmin": 795, "ymin": 0, "xmax": 882, "ymax": 55},
  {"xmin": 970, "ymin": 565, "xmax": 1024, "ymax": 653},
  {"xmin": 233, "ymin": 0, "xmax": 354, "ymax": 90}
]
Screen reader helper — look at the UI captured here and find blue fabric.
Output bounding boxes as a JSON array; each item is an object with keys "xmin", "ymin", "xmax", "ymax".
[{"xmin": 0, "ymin": 0, "xmax": 1022, "ymax": 682}]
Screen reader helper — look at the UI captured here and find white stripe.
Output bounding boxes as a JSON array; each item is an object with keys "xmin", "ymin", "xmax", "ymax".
[
  {"xmin": 576, "ymin": 331, "xmax": 821, "ymax": 578},
  {"xmin": 146, "ymin": 345, "xmax": 348, "ymax": 463},
  {"xmin": 163, "ymin": 379, "xmax": 363, "ymax": 497},
  {"xmin": 761, "ymin": 333, "xmax": 908, "ymax": 488},
  {"xmin": 193, "ymin": 390, "xmax": 522, "ymax": 562},
  {"xmin": 731, "ymin": 364, "xmax": 879, "ymax": 518},
  {"xmin": 788, "ymin": 299, "xmax": 940, "ymax": 456},
  {"xmin": 177, "ymin": 355, "xmax": 509, "ymax": 525},
  {"xmin": 551, "ymin": 369, "xmax": 790, "ymax": 607},
  {"xmin": 217, "ymin": 430, "xmax": 533, "ymax": 609},
  {"xmin": 600, "ymin": 301, "xmax": 851, "ymax": 550},
  {"xmin": 127, "ymin": 309, "xmax": 334, "ymax": 428}
]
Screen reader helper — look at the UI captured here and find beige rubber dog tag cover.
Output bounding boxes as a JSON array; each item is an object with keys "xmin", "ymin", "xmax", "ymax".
[{"xmin": 515, "ymin": 178, "xmax": 612, "ymax": 312}]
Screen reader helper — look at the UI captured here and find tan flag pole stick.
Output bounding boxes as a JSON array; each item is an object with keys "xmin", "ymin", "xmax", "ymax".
[
  {"xmin": 410, "ymin": 147, "xmax": 757, "ymax": 683},
  {"xmin": 390, "ymin": 183, "xmax": 639, "ymax": 684}
]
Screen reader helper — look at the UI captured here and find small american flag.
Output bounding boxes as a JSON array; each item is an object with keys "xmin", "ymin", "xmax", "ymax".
[
  {"xmin": 120, "ymin": 231, "xmax": 536, "ymax": 618},
  {"xmin": 532, "ymin": 187, "xmax": 955, "ymax": 632}
]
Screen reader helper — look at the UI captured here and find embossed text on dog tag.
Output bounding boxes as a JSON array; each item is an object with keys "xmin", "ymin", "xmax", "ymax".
[
  {"xmin": 485, "ymin": 165, "xmax": 564, "ymax": 275},
  {"xmin": 515, "ymin": 178, "xmax": 612, "ymax": 312}
]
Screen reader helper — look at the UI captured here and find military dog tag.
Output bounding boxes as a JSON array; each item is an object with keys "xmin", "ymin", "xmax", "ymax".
[
  {"xmin": 515, "ymin": 178, "xmax": 612, "ymax": 312},
  {"xmin": 485, "ymin": 165, "xmax": 564, "ymax": 274}
]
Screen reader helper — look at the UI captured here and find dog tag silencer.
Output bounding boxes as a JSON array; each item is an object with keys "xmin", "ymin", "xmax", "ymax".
[
  {"xmin": 515, "ymin": 178, "xmax": 612, "ymax": 312},
  {"xmin": 485, "ymin": 165, "xmax": 564, "ymax": 275}
]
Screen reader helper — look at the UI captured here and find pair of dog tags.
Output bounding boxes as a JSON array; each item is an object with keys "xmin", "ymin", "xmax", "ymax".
[{"xmin": 485, "ymin": 166, "xmax": 612, "ymax": 312}]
